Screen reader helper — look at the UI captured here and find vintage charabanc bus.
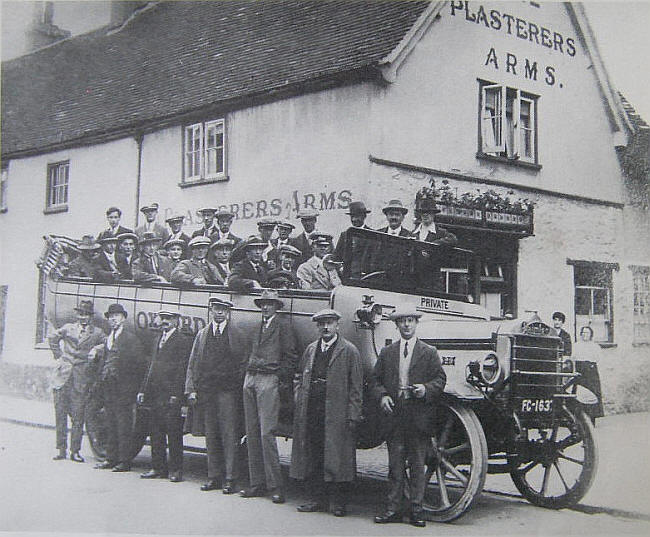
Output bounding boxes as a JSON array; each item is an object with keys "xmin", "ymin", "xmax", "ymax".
[{"xmin": 40, "ymin": 227, "xmax": 603, "ymax": 521}]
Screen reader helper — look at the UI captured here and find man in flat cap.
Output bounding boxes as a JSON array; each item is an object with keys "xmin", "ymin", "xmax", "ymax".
[
  {"xmin": 185, "ymin": 298, "xmax": 249, "ymax": 493},
  {"xmin": 210, "ymin": 238, "xmax": 236, "ymax": 282},
  {"xmin": 254, "ymin": 218, "xmax": 277, "ymax": 270},
  {"xmin": 371, "ymin": 308, "xmax": 446, "ymax": 527},
  {"xmin": 297, "ymin": 234, "xmax": 341, "ymax": 291},
  {"xmin": 133, "ymin": 232, "xmax": 173, "ymax": 284},
  {"xmin": 266, "ymin": 244, "xmax": 302, "ymax": 289},
  {"xmin": 94, "ymin": 303, "xmax": 147, "ymax": 472},
  {"xmin": 95, "ymin": 236, "xmax": 121, "ymax": 282},
  {"xmin": 162, "ymin": 238, "xmax": 186, "ymax": 275},
  {"xmin": 214, "ymin": 209, "xmax": 242, "ymax": 245},
  {"xmin": 379, "ymin": 200, "xmax": 412, "ymax": 237},
  {"xmin": 266, "ymin": 220, "xmax": 295, "ymax": 270},
  {"xmin": 191, "ymin": 207, "xmax": 219, "ymax": 240},
  {"xmin": 551, "ymin": 311, "xmax": 572, "ymax": 356},
  {"xmin": 136, "ymin": 203, "xmax": 170, "ymax": 244},
  {"xmin": 137, "ymin": 310, "xmax": 193, "ymax": 482},
  {"xmin": 291, "ymin": 309, "xmax": 362, "ymax": 517},
  {"xmin": 334, "ymin": 200, "xmax": 373, "ymax": 261},
  {"xmin": 170, "ymin": 236, "xmax": 224, "ymax": 287},
  {"xmin": 290, "ymin": 209, "xmax": 319, "ymax": 265},
  {"xmin": 116, "ymin": 232, "xmax": 139, "ymax": 280},
  {"xmin": 98, "ymin": 206, "xmax": 133, "ymax": 241},
  {"xmin": 228, "ymin": 236, "xmax": 269, "ymax": 291},
  {"xmin": 165, "ymin": 214, "xmax": 191, "ymax": 258},
  {"xmin": 66, "ymin": 235, "xmax": 102, "ymax": 279},
  {"xmin": 241, "ymin": 290, "xmax": 298, "ymax": 504},
  {"xmin": 48, "ymin": 300, "xmax": 106, "ymax": 462}
]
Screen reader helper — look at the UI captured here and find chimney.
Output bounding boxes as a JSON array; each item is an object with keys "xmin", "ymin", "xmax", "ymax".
[
  {"xmin": 110, "ymin": 1, "xmax": 149, "ymax": 27},
  {"xmin": 25, "ymin": 1, "xmax": 71, "ymax": 52}
]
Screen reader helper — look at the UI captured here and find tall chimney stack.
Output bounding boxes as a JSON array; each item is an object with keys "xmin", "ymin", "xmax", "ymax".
[{"xmin": 25, "ymin": 1, "xmax": 71, "ymax": 52}]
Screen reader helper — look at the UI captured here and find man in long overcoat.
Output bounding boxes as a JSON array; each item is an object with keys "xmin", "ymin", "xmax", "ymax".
[
  {"xmin": 290, "ymin": 309, "xmax": 362, "ymax": 517},
  {"xmin": 48, "ymin": 300, "xmax": 106, "ymax": 462},
  {"xmin": 137, "ymin": 310, "xmax": 193, "ymax": 482},
  {"xmin": 371, "ymin": 308, "xmax": 446, "ymax": 528},
  {"xmin": 185, "ymin": 298, "xmax": 249, "ymax": 493}
]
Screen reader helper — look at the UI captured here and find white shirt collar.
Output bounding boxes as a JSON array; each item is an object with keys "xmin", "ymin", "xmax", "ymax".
[
  {"xmin": 212, "ymin": 320, "xmax": 227, "ymax": 336},
  {"xmin": 321, "ymin": 334, "xmax": 338, "ymax": 352},
  {"xmin": 263, "ymin": 315, "xmax": 276, "ymax": 328},
  {"xmin": 388, "ymin": 226, "xmax": 402, "ymax": 236}
]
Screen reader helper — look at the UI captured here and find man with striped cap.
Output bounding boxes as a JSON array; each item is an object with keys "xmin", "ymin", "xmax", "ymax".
[
  {"xmin": 296, "ymin": 233, "xmax": 341, "ymax": 290},
  {"xmin": 138, "ymin": 309, "xmax": 193, "ymax": 482},
  {"xmin": 371, "ymin": 307, "xmax": 446, "ymax": 527},
  {"xmin": 291, "ymin": 309, "xmax": 362, "ymax": 517}
]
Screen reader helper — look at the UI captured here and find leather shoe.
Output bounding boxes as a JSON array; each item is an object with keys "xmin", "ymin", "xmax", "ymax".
[
  {"xmin": 332, "ymin": 506, "xmax": 347, "ymax": 517},
  {"xmin": 374, "ymin": 511, "xmax": 402, "ymax": 524},
  {"xmin": 201, "ymin": 479, "xmax": 221, "ymax": 491},
  {"xmin": 94, "ymin": 460, "xmax": 116, "ymax": 469},
  {"xmin": 222, "ymin": 480, "xmax": 236, "ymax": 494},
  {"xmin": 70, "ymin": 452, "xmax": 85, "ymax": 463},
  {"xmin": 409, "ymin": 512, "xmax": 426, "ymax": 528},
  {"xmin": 169, "ymin": 471, "xmax": 183, "ymax": 483},
  {"xmin": 112, "ymin": 462, "xmax": 131, "ymax": 472},
  {"xmin": 240, "ymin": 486, "xmax": 266, "ymax": 498},
  {"xmin": 297, "ymin": 502, "xmax": 327, "ymax": 513},
  {"xmin": 141, "ymin": 469, "xmax": 165, "ymax": 479},
  {"xmin": 52, "ymin": 449, "xmax": 66, "ymax": 461},
  {"xmin": 271, "ymin": 490, "xmax": 285, "ymax": 504}
]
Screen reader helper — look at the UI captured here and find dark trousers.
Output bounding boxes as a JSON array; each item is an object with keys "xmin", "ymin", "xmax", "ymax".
[
  {"xmin": 304, "ymin": 391, "xmax": 348, "ymax": 508},
  {"xmin": 203, "ymin": 390, "xmax": 240, "ymax": 481},
  {"xmin": 104, "ymin": 392, "xmax": 134, "ymax": 465},
  {"xmin": 150, "ymin": 402, "xmax": 184, "ymax": 473},
  {"xmin": 53, "ymin": 374, "xmax": 88, "ymax": 452},
  {"xmin": 386, "ymin": 413, "xmax": 429, "ymax": 513},
  {"xmin": 243, "ymin": 372, "xmax": 282, "ymax": 490}
]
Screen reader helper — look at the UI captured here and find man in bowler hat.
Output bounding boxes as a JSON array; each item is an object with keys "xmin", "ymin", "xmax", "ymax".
[
  {"xmin": 94, "ymin": 303, "xmax": 146, "ymax": 472},
  {"xmin": 48, "ymin": 300, "xmax": 105, "ymax": 462},
  {"xmin": 290, "ymin": 309, "xmax": 363, "ymax": 517},
  {"xmin": 137, "ymin": 310, "xmax": 193, "ymax": 482},
  {"xmin": 371, "ymin": 308, "xmax": 446, "ymax": 527},
  {"xmin": 185, "ymin": 298, "xmax": 249, "ymax": 493}
]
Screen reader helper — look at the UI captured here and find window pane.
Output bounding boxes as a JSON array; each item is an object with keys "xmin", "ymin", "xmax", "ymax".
[
  {"xmin": 593, "ymin": 288, "xmax": 609, "ymax": 317},
  {"xmin": 575, "ymin": 288, "xmax": 591, "ymax": 315}
]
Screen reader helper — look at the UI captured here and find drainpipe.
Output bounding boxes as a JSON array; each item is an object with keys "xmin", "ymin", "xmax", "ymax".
[{"xmin": 134, "ymin": 131, "xmax": 144, "ymax": 227}]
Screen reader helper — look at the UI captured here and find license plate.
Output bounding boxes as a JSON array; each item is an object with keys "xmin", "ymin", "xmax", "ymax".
[{"xmin": 520, "ymin": 398, "xmax": 553, "ymax": 413}]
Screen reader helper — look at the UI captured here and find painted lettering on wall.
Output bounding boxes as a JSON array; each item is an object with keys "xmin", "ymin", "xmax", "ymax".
[
  {"xmin": 163, "ymin": 189, "xmax": 352, "ymax": 225},
  {"xmin": 451, "ymin": 1, "xmax": 577, "ymax": 89}
]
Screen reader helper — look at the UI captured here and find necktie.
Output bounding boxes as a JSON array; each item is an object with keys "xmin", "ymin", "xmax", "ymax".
[
  {"xmin": 151, "ymin": 256, "xmax": 158, "ymax": 275},
  {"xmin": 108, "ymin": 329, "xmax": 116, "ymax": 350},
  {"xmin": 159, "ymin": 331, "xmax": 168, "ymax": 348},
  {"xmin": 404, "ymin": 341, "xmax": 408, "ymax": 358}
]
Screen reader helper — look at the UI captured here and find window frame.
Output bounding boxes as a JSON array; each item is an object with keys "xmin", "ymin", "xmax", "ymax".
[
  {"xmin": 477, "ymin": 80, "xmax": 540, "ymax": 169},
  {"xmin": 182, "ymin": 118, "xmax": 228, "ymax": 186},
  {"xmin": 45, "ymin": 160, "xmax": 70, "ymax": 213},
  {"xmin": 0, "ymin": 163, "xmax": 8, "ymax": 213},
  {"xmin": 631, "ymin": 265, "xmax": 650, "ymax": 345}
]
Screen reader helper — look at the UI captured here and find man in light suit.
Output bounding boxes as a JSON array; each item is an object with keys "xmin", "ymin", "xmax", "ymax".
[
  {"xmin": 371, "ymin": 309, "xmax": 446, "ymax": 528},
  {"xmin": 378, "ymin": 200, "xmax": 412, "ymax": 237},
  {"xmin": 240, "ymin": 290, "xmax": 298, "ymax": 504},
  {"xmin": 186, "ymin": 298, "xmax": 249, "ymax": 493},
  {"xmin": 98, "ymin": 206, "xmax": 133, "ymax": 241},
  {"xmin": 94, "ymin": 303, "xmax": 147, "ymax": 472},
  {"xmin": 135, "ymin": 203, "xmax": 170, "ymax": 244},
  {"xmin": 170, "ymin": 236, "xmax": 224, "ymax": 286},
  {"xmin": 137, "ymin": 310, "xmax": 193, "ymax": 482},
  {"xmin": 296, "ymin": 234, "xmax": 341, "ymax": 291},
  {"xmin": 48, "ymin": 300, "xmax": 106, "ymax": 462}
]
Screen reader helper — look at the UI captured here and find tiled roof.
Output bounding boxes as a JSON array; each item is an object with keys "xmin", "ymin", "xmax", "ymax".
[
  {"xmin": 1, "ymin": 0, "xmax": 429, "ymax": 157},
  {"xmin": 618, "ymin": 92, "xmax": 649, "ymax": 131}
]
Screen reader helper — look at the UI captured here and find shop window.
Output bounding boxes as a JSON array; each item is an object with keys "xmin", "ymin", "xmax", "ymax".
[
  {"xmin": 631, "ymin": 266, "xmax": 650, "ymax": 345},
  {"xmin": 183, "ymin": 119, "xmax": 227, "ymax": 185},
  {"xmin": 45, "ymin": 161, "xmax": 69, "ymax": 212},
  {"xmin": 479, "ymin": 83, "xmax": 538, "ymax": 165},
  {"xmin": 569, "ymin": 260, "xmax": 617, "ymax": 344},
  {"xmin": 0, "ymin": 164, "xmax": 7, "ymax": 212}
]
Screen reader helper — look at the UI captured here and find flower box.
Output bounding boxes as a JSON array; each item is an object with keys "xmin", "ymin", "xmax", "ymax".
[
  {"xmin": 436, "ymin": 203, "xmax": 483, "ymax": 222},
  {"xmin": 484, "ymin": 210, "xmax": 532, "ymax": 228}
]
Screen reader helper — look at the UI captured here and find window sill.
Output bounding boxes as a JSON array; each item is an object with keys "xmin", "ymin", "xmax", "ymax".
[
  {"xmin": 178, "ymin": 176, "xmax": 229, "ymax": 189},
  {"xmin": 43, "ymin": 204, "xmax": 68, "ymax": 215},
  {"xmin": 476, "ymin": 152, "xmax": 542, "ymax": 171}
]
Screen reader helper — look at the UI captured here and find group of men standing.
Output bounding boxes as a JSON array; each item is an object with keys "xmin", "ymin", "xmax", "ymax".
[
  {"xmin": 49, "ymin": 290, "xmax": 447, "ymax": 526},
  {"xmin": 65, "ymin": 195, "xmax": 457, "ymax": 292}
]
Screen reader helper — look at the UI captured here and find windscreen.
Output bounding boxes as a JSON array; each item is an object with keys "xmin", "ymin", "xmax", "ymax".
[{"xmin": 340, "ymin": 228, "xmax": 478, "ymax": 303}]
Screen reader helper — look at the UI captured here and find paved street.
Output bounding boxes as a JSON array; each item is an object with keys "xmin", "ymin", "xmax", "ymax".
[{"xmin": 1, "ymin": 411, "xmax": 649, "ymax": 536}]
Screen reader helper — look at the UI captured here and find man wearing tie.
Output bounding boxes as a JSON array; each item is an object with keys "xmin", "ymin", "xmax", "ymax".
[
  {"xmin": 378, "ymin": 200, "xmax": 412, "ymax": 237},
  {"xmin": 209, "ymin": 237, "xmax": 235, "ymax": 281},
  {"xmin": 135, "ymin": 203, "xmax": 170, "ymax": 244},
  {"xmin": 240, "ymin": 290, "xmax": 298, "ymax": 504},
  {"xmin": 48, "ymin": 300, "xmax": 106, "ymax": 462},
  {"xmin": 296, "ymin": 234, "xmax": 341, "ymax": 290},
  {"xmin": 371, "ymin": 308, "xmax": 446, "ymax": 528},
  {"xmin": 137, "ymin": 310, "xmax": 192, "ymax": 482},
  {"xmin": 185, "ymin": 298, "xmax": 249, "ymax": 493},
  {"xmin": 290, "ymin": 209, "xmax": 319, "ymax": 265},
  {"xmin": 94, "ymin": 303, "xmax": 146, "ymax": 472},
  {"xmin": 98, "ymin": 206, "xmax": 133, "ymax": 241},
  {"xmin": 116, "ymin": 232, "xmax": 139, "ymax": 280},
  {"xmin": 170, "ymin": 236, "xmax": 223, "ymax": 286},
  {"xmin": 95, "ymin": 236, "xmax": 121, "ymax": 282},
  {"xmin": 191, "ymin": 207, "xmax": 219, "ymax": 240},
  {"xmin": 228, "ymin": 236, "xmax": 269, "ymax": 291},
  {"xmin": 257, "ymin": 218, "xmax": 279, "ymax": 270},
  {"xmin": 133, "ymin": 232, "xmax": 173, "ymax": 283},
  {"xmin": 165, "ymin": 214, "xmax": 192, "ymax": 258}
]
